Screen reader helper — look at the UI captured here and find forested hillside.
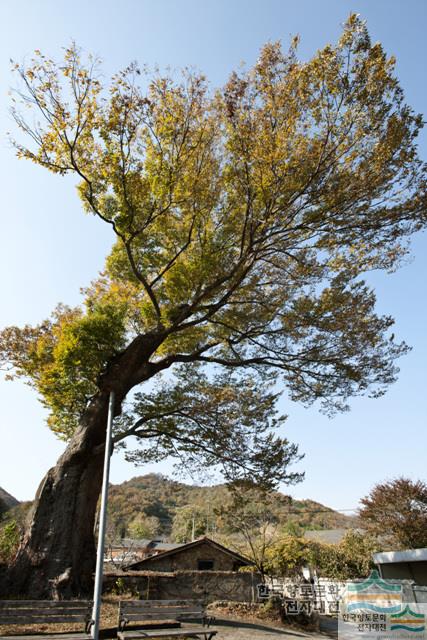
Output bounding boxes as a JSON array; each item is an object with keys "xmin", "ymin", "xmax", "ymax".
[
  {"xmin": 1, "ymin": 474, "xmax": 355, "ymax": 544},
  {"xmin": 107, "ymin": 474, "xmax": 355, "ymax": 542},
  {"xmin": 0, "ymin": 488, "xmax": 19, "ymax": 516}
]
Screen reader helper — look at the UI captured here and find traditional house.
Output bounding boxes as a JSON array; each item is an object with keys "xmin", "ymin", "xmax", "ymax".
[{"xmin": 125, "ymin": 536, "xmax": 253, "ymax": 572}]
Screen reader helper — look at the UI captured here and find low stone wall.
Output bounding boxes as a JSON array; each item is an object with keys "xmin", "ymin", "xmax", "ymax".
[{"xmin": 103, "ymin": 570, "xmax": 262, "ymax": 603}]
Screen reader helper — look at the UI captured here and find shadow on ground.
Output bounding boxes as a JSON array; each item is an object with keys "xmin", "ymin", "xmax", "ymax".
[
  {"xmin": 319, "ymin": 616, "xmax": 338, "ymax": 638},
  {"xmin": 214, "ymin": 617, "xmax": 308, "ymax": 635}
]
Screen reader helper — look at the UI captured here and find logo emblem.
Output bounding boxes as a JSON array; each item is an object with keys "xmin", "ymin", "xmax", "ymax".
[
  {"xmin": 390, "ymin": 605, "xmax": 425, "ymax": 633},
  {"xmin": 343, "ymin": 570, "xmax": 402, "ymax": 613}
]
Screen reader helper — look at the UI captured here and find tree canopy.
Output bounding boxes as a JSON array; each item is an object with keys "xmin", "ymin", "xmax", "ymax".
[
  {"xmin": 1, "ymin": 14, "xmax": 426, "ymax": 479},
  {"xmin": 265, "ymin": 529, "xmax": 377, "ymax": 580},
  {"xmin": 359, "ymin": 477, "xmax": 427, "ymax": 549}
]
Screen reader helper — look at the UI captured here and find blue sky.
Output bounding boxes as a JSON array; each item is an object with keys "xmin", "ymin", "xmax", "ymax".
[{"xmin": 0, "ymin": 0, "xmax": 425, "ymax": 511}]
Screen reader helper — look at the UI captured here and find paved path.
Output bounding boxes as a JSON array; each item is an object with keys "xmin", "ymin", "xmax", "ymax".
[{"xmin": 204, "ymin": 617, "xmax": 331, "ymax": 639}]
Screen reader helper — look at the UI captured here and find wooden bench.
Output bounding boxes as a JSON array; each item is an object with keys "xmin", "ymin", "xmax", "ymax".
[
  {"xmin": 0, "ymin": 600, "xmax": 93, "ymax": 639},
  {"xmin": 117, "ymin": 600, "xmax": 217, "ymax": 640}
]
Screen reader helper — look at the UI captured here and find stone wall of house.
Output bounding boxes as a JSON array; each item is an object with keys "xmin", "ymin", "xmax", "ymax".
[
  {"xmin": 131, "ymin": 541, "xmax": 244, "ymax": 572},
  {"xmin": 103, "ymin": 570, "xmax": 262, "ymax": 603}
]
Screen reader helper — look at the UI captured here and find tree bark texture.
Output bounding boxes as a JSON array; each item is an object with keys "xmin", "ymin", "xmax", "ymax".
[
  {"xmin": 2, "ymin": 332, "xmax": 163, "ymax": 598},
  {"xmin": 3, "ymin": 394, "xmax": 108, "ymax": 598}
]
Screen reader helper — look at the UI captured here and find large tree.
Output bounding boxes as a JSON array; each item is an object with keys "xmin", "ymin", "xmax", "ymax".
[
  {"xmin": 1, "ymin": 15, "xmax": 426, "ymax": 596},
  {"xmin": 359, "ymin": 477, "xmax": 427, "ymax": 549}
]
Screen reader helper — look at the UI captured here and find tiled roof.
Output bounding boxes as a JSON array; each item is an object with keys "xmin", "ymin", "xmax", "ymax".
[{"xmin": 112, "ymin": 538, "xmax": 185, "ymax": 551}]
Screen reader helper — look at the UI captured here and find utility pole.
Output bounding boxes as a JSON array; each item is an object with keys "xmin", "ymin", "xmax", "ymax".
[{"xmin": 206, "ymin": 502, "xmax": 210, "ymax": 536}]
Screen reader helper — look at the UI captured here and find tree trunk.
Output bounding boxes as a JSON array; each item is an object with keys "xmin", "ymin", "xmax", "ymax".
[
  {"xmin": 4, "ymin": 392, "xmax": 109, "ymax": 598},
  {"xmin": 2, "ymin": 331, "xmax": 165, "ymax": 598}
]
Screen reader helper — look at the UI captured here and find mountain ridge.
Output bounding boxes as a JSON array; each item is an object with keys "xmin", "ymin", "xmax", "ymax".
[
  {"xmin": 1, "ymin": 474, "xmax": 357, "ymax": 540},
  {"xmin": 107, "ymin": 473, "xmax": 357, "ymax": 540},
  {"xmin": 0, "ymin": 487, "xmax": 20, "ymax": 515}
]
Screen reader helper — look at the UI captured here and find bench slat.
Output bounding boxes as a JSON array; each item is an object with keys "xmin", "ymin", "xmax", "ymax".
[
  {"xmin": 0, "ymin": 602, "xmax": 90, "ymax": 609},
  {"xmin": 0, "ymin": 616, "xmax": 90, "ymax": 624},
  {"xmin": 123, "ymin": 607, "xmax": 203, "ymax": 612},
  {"xmin": 0, "ymin": 609, "xmax": 89, "ymax": 620},
  {"xmin": 122, "ymin": 609, "xmax": 204, "ymax": 615},
  {"xmin": 0, "ymin": 635, "xmax": 91, "ymax": 640},
  {"xmin": 121, "ymin": 601, "xmax": 203, "ymax": 609},
  {"xmin": 123, "ymin": 611, "xmax": 203, "ymax": 618}
]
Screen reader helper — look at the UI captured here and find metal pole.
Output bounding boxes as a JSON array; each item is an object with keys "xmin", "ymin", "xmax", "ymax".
[{"xmin": 91, "ymin": 391, "xmax": 115, "ymax": 640}]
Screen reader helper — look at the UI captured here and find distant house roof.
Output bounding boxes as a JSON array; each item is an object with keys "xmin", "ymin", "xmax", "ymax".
[
  {"xmin": 125, "ymin": 536, "xmax": 253, "ymax": 570},
  {"xmin": 151, "ymin": 541, "xmax": 185, "ymax": 552},
  {"xmin": 112, "ymin": 538, "xmax": 184, "ymax": 552},
  {"xmin": 304, "ymin": 528, "xmax": 362, "ymax": 545}
]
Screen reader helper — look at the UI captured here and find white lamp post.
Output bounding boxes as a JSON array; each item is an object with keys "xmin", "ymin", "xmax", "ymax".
[{"xmin": 91, "ymin": 391, "xmax": 115, "ymax": 639}]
